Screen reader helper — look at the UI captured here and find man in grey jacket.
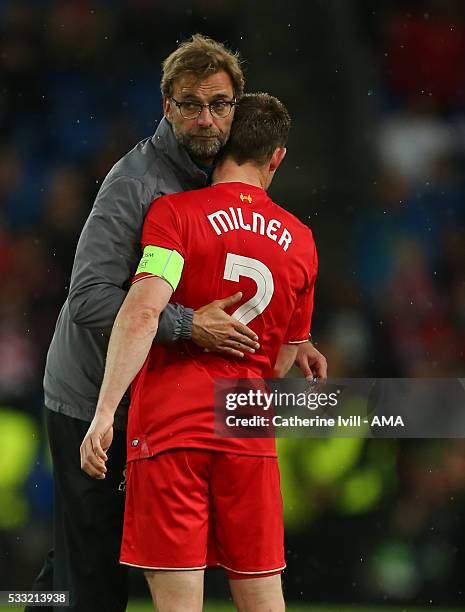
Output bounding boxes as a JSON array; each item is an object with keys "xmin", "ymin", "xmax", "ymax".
[{"xmin": 29, "ymin": 34, "xmax": 327, "ymax": 612}]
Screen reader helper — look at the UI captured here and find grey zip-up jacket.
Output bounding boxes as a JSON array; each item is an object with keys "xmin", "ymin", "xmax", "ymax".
[{"xmin": 44, "ymin": 118, "xmax": 209, "ymax": 429}]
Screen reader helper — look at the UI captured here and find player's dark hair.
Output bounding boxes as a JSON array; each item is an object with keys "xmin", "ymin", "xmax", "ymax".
[
  {"xmin": 161, "ymin": 34, "xmax": 244, "ymax": 100},
  {"xmin": 221, "ymin": 93, "xmax": 291, "ymax": 166}
]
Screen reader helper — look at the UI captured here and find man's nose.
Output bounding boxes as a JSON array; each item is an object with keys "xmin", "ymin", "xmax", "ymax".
[{"xmin": 197, "ymin": 106, "xmax": 214, "ymax": 127}]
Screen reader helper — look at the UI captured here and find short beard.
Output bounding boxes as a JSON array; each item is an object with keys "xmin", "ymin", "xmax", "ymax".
[{"xmin": 172, "ymin": 124, "xmax": 228, "ymax": 162}]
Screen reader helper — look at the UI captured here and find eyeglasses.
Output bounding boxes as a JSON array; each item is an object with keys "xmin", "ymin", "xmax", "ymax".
[{"xmin": 170, "ymin": 97, "xmax": 237, "ymax": 120}]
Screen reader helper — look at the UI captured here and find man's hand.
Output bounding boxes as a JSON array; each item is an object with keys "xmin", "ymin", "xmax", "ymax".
[
  {"xmin": 192, "ymin": 292, "xmax": 260, "ymax": 358},
  {"xmin": 80, "ymin": 410, "xmax": 114, "ymax": 479},
  {"xmin": 295, "ymin": 341, "xmax": 328, "ymax": 380}
]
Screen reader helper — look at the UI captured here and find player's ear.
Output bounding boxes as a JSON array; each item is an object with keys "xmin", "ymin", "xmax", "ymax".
[
  {"xmin": 269, "ymin": 147, "xmax": 286, "ymax": 173},
  {"xmin": 163, "ymin": 97, "xmax": 172, "ymax": 121}
]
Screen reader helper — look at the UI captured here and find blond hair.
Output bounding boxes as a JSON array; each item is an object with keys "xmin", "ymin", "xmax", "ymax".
[{"xmin": 161, "ymin": 34, "xmax": 244, "ymax": 99}]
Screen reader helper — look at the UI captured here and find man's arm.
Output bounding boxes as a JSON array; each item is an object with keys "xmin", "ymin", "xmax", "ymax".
[
  {"xmin": 289, "ymin": 231, "xmax": 327, "ymax": 379},
  {"xmin": 68, "ymin": 175, "xmax": 147, "ymax": 329},
  {"xmin": 295, "ymin": 341, "xmax": 328, "ymax": 380},
  {"xmin": 273, "ymin": 344, "xmax": 299, "ymax": 378},
  {"xmin": 80, "ymin": 276, "xmax": 173, "ymax": 479}
]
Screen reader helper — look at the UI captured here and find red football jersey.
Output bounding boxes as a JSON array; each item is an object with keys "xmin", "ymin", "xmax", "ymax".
[{"xmin": 127, "ymin": 182, "xmax": 317, "ymax": 461}]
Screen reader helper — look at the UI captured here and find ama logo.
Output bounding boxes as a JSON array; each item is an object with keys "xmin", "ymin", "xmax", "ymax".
[{"xmin": 371, "ymin": 416, "xmax": 404, "ymax": 427}]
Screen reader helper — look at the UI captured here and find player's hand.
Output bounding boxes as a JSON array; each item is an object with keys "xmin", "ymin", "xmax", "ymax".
[
  {"xmin": 295, "ymin": 341, "xmax": 328, "ymax": 380},
  {"xmin": 192, "ymin": 292, "xmax": 260, "ymax": 358},
  {"xmin": 80, "ymin": 410, "xmax": 114, "ymax": 479}
]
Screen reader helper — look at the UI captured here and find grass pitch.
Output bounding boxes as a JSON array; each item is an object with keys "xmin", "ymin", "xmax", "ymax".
[
  {"xmin": 129, "ymin": 603, "xmax": 462, "ymax": 612},
  {"xmin": 1, "ymin": 602, "xmax": 461, "ymax": 611}
]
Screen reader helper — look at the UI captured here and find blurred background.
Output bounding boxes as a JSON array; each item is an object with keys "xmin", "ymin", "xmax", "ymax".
[{"xmin": 1, "ymin": 0, "xmax": 465, "ymax": 608}]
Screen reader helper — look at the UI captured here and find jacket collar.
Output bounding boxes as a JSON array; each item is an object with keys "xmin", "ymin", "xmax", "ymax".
[{"xmin": 151, "ymin": 117, "xmax": 209, "ymax": 188}]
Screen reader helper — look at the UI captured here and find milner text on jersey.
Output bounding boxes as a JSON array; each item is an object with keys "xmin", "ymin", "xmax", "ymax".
[{"xmin": 207, "ymin": 207, "xmax": 293, "ymax": 252}]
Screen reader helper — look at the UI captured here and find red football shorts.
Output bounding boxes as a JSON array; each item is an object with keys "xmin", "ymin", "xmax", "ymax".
[{"xmin": 120, "ymin": 449, "xmax": 285, "ymax": 576}]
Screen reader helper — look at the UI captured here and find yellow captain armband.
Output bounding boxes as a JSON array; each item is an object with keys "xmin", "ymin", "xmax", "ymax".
[{"xmin": 135, "ymin": 245, "xmax": 184, "ymax": 291}]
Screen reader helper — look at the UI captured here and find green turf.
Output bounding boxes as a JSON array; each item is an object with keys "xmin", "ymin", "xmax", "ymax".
[
  {"xmin": 127, "ymin": 603, "xmax": 463, "ymax": 612},
  {"xmin": 1, "ymin": 603, "xmax": 462, "ymax": 612}
]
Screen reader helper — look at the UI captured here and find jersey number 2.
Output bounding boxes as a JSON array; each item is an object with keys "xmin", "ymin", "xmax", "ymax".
[{"xmin": 223, "ymin": 253, "xmax": 274, "ymax": 325}]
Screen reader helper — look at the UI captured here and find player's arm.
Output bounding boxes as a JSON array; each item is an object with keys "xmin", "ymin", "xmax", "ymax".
[
  {"xmin": 286, "ymin": 229, "xmax": 327, "ymax": 379},
  {"xmin": 80, "ymin": 274, "xmax": 175, "ymax": 479},
  {"xmin": 292, "ymin": 244, "xmax": 327, "ymax": 379},
  {"xmin": 273, "ymin": 344, "xmax": 299, "ymax": 378},
  {"xmin": 295, "ymin": 341, "xmax": 327, "ymax": 380}
]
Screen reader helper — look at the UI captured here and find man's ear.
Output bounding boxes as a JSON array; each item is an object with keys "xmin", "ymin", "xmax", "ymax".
[
  {"xmin": 269, "ymin": 147, "xmax": 287, "ymax": 172},
  {"xmin": 163, "ymin": 97, "xmax": 172, "ymax": 121}
]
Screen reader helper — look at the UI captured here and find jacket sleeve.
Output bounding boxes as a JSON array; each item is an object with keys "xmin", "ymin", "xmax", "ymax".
[{"xmin": 67, "ymin": 173, "xmax": 193, "ymax": 342}]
